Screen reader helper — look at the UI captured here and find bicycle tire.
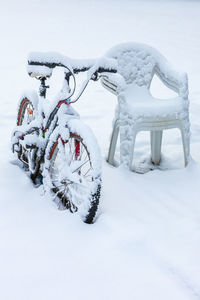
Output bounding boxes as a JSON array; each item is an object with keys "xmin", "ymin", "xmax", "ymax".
[
  {"xmin": 44, "ymin": 120, "xmax": 101, "ymax": 224},
  {"xmin": 15, "ymin": 92, "xmax": 38, "ymax": 166},
  {"xmin": 17, "ymin": 97, "xmax": 36, "ymax": 126}
]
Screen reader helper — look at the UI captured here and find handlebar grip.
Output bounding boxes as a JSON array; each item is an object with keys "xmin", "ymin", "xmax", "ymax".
[{"xmin": 97, "ymin": 67, "xmax": 117, "ymax": 74}]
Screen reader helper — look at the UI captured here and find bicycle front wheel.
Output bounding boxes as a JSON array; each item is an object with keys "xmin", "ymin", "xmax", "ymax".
[{"xmin": 44, "ymin": 120, "xmax": 101, "ymax": 224}]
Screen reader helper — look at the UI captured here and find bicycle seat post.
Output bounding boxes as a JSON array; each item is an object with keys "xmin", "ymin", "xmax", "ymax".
[{"xmin": 39, "ymin": 77, "xmax": 49, "ymax": 99}]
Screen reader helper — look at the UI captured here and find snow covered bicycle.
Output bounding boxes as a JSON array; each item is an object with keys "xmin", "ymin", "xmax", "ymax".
[{"xmin": 11, "ymin": 52, "xmax": 117, "ymax": 223}]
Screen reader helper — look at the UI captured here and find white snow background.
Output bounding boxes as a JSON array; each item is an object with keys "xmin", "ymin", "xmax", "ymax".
[{"xmin": 0, "ymin": 0, "xmax": 200, "ymax": 299}]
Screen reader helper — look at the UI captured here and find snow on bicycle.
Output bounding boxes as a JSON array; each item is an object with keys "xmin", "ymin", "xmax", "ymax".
[{"xmin": 11, "ymin": 52, "xmax": 118, "ymax": 223}]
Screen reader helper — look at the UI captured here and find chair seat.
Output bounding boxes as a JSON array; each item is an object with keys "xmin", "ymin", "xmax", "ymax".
[{"xmin": 121, "ymin": 84, "xmax": 183, "ymax": 120}]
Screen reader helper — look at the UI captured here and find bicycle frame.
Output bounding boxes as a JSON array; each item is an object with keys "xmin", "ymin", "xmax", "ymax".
[
  {"xmin": 13, "ymin": 53, "xmax": 117, "ymax": 183},
  {"xmin": 11, "ymin": 52, "xmax": 119, "ymax": 222},
  {"xmin": 16, "ymin": 81, "xmax": 79, "ymax": 182}
]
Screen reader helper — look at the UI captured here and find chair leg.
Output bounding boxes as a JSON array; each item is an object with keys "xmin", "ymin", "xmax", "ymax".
[
  {"xmin": 151, "ymin": 130, "xmax": 163, "ymax": 165},
  {"xmin": 119, "ymin": 122, "xmax": 137, "ymax": 169},
  {"xmin": 180, "ymin": 121, "xmax": 190, "ymax": 167},
  {"xmin": 107, "ymin": 120, "xmax": 119, "ymax": 166},
  {"xmin": 128, "ymin": 131, "xmax": 137, "ymax": 171}
]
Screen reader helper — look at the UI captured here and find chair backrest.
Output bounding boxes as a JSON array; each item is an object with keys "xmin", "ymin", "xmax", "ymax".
[{"xmin": 105, "ymin": 42, "xmax": 159, "ymax": 89}]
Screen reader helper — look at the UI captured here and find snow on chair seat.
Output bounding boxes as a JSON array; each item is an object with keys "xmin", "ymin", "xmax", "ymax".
[
  {"xmin": 122, "ymin": 84, "xmax": 184, "ymax": 117},
  {"xmin": 101, "ymin": 42, "xmax": 190, "ymax": 171}
]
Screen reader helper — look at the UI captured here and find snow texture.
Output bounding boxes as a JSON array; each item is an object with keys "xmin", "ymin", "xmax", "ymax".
[{"xmin": 1, "ymin": 1, "xmax": 200, "ymax": 300}]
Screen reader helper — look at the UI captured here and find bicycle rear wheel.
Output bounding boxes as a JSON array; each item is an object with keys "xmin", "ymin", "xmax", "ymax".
[
  {"xmin": 17, "ymin": 98, "xmax": 34, "ymax": 126},
  {"xmin": 44, "ymin": 122, "xmax": 101, "ymax": 224},
  {"xmin": 15, "ymin": 92, "xmax": 38, "ymax": 167},
  {"xmin": 17, "ymin": 93, "xmax": 38, "ymax": 126}
]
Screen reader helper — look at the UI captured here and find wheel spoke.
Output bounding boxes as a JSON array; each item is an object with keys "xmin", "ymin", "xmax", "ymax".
[
  {"xmin": 83, "ymin": 167, "xmax": 92, "ymax": 177},
  {"xmin": 72, "ymin": 159, "xmax": 90, "ymax": 174},
  {"xmin": 49, "ymin": 134, "xmax": 96, "ymax": 213},
  {"xmin": 69, "ymin": 146, "xmax": 77, "ymax": 165}
]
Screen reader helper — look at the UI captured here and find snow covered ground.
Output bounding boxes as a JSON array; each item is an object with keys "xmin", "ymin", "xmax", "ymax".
[{"xmin": 0, "ymin": 0, "xmax": 200, "ymax": 299}]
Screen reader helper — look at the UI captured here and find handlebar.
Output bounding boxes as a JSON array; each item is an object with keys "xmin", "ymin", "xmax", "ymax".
[
  {"xmin": 27, "ymin": 51, "xmax": 118, "ymax": 103},
  {"xmin": 28, "ymin": 51, "xmax": 117, "ymax": 76}
]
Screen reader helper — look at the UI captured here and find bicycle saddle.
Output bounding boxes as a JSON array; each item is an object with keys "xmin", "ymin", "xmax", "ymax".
[{"xmin": 27, "ymin": 64, "xmax": 53, "ymax": 79}]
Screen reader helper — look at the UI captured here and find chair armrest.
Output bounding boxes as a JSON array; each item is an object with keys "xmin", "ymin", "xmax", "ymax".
[
  {"xmin": 100, "ymin": 72, "xmax": 126, "ymax": 95},
  {"xmin": 155, "ymin": 55, "xmax": 189, "ymax": 100}
]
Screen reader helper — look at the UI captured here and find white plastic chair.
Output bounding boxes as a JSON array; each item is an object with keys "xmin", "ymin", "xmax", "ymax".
[{"xmin": 101, "ymin": 42, "xmax": 190, "ymax": 170}]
